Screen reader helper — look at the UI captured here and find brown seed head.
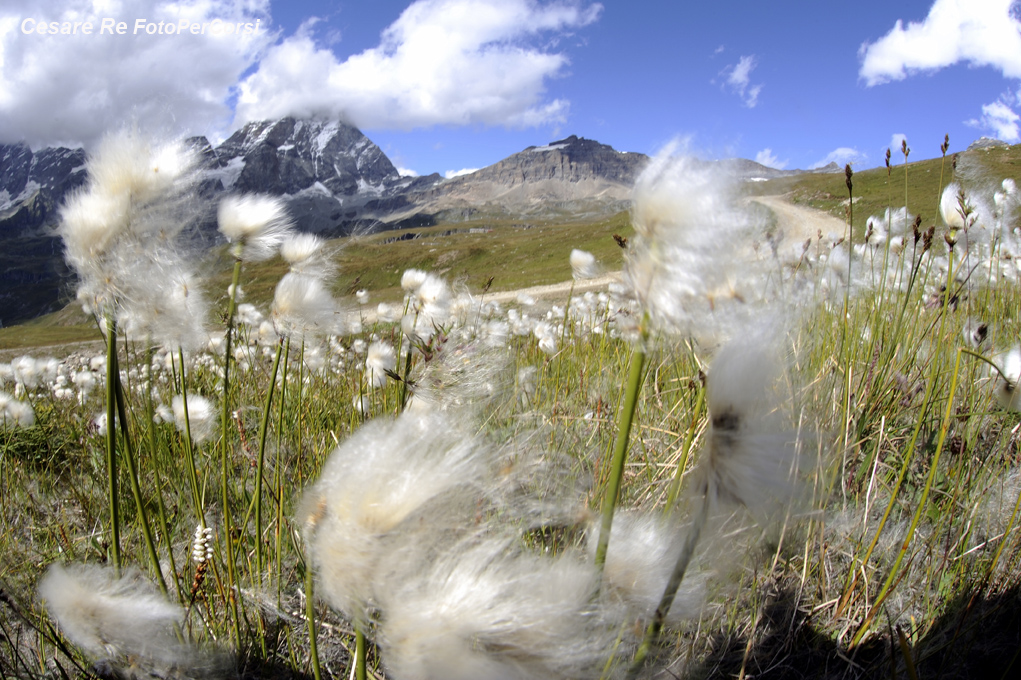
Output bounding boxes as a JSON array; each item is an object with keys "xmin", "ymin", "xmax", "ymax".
[
  {"xmin": 923, "ymin": 225, "xmax": 935, "ymax": 252},
  {"xmin": 901, "ymin": 138, "xmax": 909, "ymax": 158},
  {"xmin": 941, "ymin": 134, "xmax": 950, "ymax": 155},
  {"xmin": 845, "ymin": 163, "xmax": 853, "ymax": 194},
  {"xmin": 885, "ymin": 148, "xmax": 891, "ymax": 170},
  {"xmin": 912, "ymin": 214, "xmax": 922, "ymax": 243}
]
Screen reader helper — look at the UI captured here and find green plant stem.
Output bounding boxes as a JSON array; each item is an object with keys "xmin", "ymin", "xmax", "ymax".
[
  {"xmin": 112, "ymin": 350, "xmax": 166, "ymax": 595},
  {"xmin": 355, "ymin": 626, "xmax": 367, "ymax": 680},
  {"xmin": 177, "ymin": 349, "xmax": 205, "ymax": 525},
  {"xmin": 629, "ymin": 496, "xmax": 710, "ymax": 675},
  {"xmin": 255, "ymin": 336, "xmax": 284, "ymax": 582},
  {"xmin": 220, "ymin": 257, "xmax": 243, "ymax": 645},
  {"xmin": 104, "ymin": 314, "xmax": 121, "ymax": 572},
  {"xmin": 663, "ymin": 388, "xmax": 705, "ymax": 513},
  {"xmin": 304, "ymin": 556, "xmax": 322, "ymax": 680},
  {"xmin": 275, "ymin": 336, "xmax": 291, "ymax": 606},
  {"xmin": 594, "ymin": 316, "xmax": 649, "ymax": 572},
  {"xmin": 145, "ymin": 347, "xmax": 181, "ymax": 598}
]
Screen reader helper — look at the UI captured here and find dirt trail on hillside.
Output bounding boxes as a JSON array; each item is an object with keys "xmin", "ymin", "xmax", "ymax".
[
  {"xmin": 750, "ymin": 194, "xmax": 847, "ymax": 246},
  {"xmin": 3, "ymin": 195, "xmax": 840, "ymax": 358}
]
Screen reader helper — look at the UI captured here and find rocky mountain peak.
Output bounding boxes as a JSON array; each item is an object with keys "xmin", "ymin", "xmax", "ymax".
[
  {"xmin": 452, "ymin": 134, "xmax": 647, "ymax": 188},
  {"xmin": 212, "ymin": 117, "xmax": 400, "ymax": 196}
]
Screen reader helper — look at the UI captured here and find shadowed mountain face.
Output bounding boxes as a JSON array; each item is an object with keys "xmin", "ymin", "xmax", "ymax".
[{"xmin": 0, "ymin": 118, "xmax": 820, "ymax": 325}]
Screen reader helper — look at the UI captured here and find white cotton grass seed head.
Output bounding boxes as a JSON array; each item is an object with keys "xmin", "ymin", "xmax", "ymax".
[
  {"xmin": 625, "ymin": 145, "xmax": 761, "ymax": 338},
  {"xmin": 280, "ymin": 232, "xmax": 333, "ymax": 279},
  {"xmin": 375, "ymin": 536, "xmax": 622, "ymax": 680},
  {"xmin": 401, "ymin": 268, "xmax": 429, "ymax": 291},
  {"xmin": 171, "ymin": 393, "xmax": 216, "ymax": 444},
  {"xmin": 296, "ymin": 410, "xmax": 490, "ymax": 623},
  {"xmin": 940, "ymin": 183, "xmax": 970, "ymax": 230},
  {"xmin": 0, "ymin": 392, "xmax": 35, "ymax": 428},
  {"xmin": 217, "ymin": 194, "xmax": 294, "ymax": 261},
  {"xmin": 37, "ymin": 563, "xmax": 226, "ymax": 673},
  {"xmin": 87, "ymin": 133, "xmax": 195, "ymax": 207},
  {"xmin": 692, "ymin": 325, "xmax": 806, "ymax": 524},
  {"xmin": 365, "ymin": 340, "xmax": 397, "ymax": 389},
  {"xmin": 992, "ymin": 347, "xmax": 1021, "ymax": 411},
  {"xmin": 272, "ymin": 272, "xmax": 340, "ymax": 340},
  {"xmin": 587, "ymin": 510, "xmax": 707, "ymax": 624},
  {"xmin": 570, "ymin": 248, "xmax": 600, "ymax": 280}
]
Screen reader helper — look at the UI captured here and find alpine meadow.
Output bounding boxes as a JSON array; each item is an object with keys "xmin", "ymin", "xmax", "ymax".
[{"xmin": 5, "ymin": 128, "xmax": 1021, "ymax": 680}]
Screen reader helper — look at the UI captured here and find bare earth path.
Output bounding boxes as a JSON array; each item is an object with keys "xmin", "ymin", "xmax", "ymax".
[{"xmin": 749, "ymin": 194, "xmax": 847, "ymax": 246}]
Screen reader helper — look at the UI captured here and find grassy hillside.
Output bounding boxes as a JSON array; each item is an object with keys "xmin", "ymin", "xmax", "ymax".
[{"xmin": 751, "ymin": 141, "xmax": 1021, "ymax": 237}]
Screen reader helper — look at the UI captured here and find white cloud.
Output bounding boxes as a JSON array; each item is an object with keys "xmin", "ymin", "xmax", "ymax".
[
  {"xmin": 754, "ymin": 148, "xmax": 787, "ymax": 170},
  {"xmin": 444, "ymin": 167, "xmax": 479, "ymax": 178},
  {"xmin": 396, "ymin": 167, "xmax": 420, "ymax": 177},
  {"xmin": 235, "ymin": 0, "xmax": 602, "ymax": 130},
  {"xmin": 966, "ymin": 99, "xmax": 1021, "ymax": 141},
  {"xmin": 889, "ymin": 133, "xmax": 907, "ymax": 154},
  {"xmin": 810, "ymin": 147, "xmax": 865, "ymax": 170},
  {"xmin": 720, "ymin": 55, "xmax": 762, "ymax": 107},
  {"xmin": 0, "ymin": 0, "xmax": 274, "ymax": 148},
  {"xmin": 859, "ymin": 0, "xmax": 1021, "ymax": 85}
]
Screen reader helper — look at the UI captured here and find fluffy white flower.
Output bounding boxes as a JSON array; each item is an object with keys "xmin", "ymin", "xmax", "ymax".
[
  {"xmin": 691, "ymin": 327, "xmax": 804, "ymax": 523},
  {"xmin": 0, "ymin": 392, "xmax": 35, "ymax": 428},
  {"xmin": 38, "ymin": 563, "xmax": 226, "ymax": 674},
  {"xmin": 217, "ymin": 194, "xmax": 293, "ymax": 261},
  {"xmin": 376, "ymin": 537, "xmax": 619, "ymax": 680},
  {"xmin": 570, "ymin": 249, "xmax": 599, "ymax": 280},
  {"xmin": 992, "ymin": 347, "xmax": 1021, "ymax": 411},
  {"xmin": 625, "ymin": 148, "xmax": 761, "ymax": 337},
  {"xmin": 171, "ymin": 393, "xmax": 216, "ymax": 444},
  {"xmin": 365, "ymin": 341, "xmax": 397, "ymax": 389},
  {"xmin": 588, "ymin": 510, "xmax": 706, "ymax": 624},
  {"xmin": 297, "ymin": 411, "xmax": 491, "ymax": 623},
  {"xmin": 272, "ymin": 272, "xmax": 340, "ymax": 339}
]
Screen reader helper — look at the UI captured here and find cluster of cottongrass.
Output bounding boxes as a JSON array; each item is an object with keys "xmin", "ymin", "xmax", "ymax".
[{"xmin": 20, "ymin": 132, "xmax": 1021, "ymax": 679}]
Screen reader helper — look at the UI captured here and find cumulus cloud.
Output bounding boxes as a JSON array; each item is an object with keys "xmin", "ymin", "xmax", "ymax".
[
  {"xmin": 810, "ymin": 147, "xmax": 865, "ymax": 170},
  {"xmin": 396, "ymin": 167, "xmax": 420, "ymax": 177},
  {"xmin": 966, "ymin": 98, "xmax": 1021, "ymax": 141},
  {"xmin": 0, "ymin": 0, "xmax": 273, "ymax": 148},
  {"xmin": 754, "ymin": 148, "xmax": 787, "ymax": 170},
  {"xmin": 859, "ymin": 0, "xmax": 1021, "ymax": 86},
  {"xmin": 234, "ymin": 0, "xmax": 602, "ymax": 130},
  {"xmin": 720, "ymin": 55, "xmax": 762, "ymax": 107},
  {"xmin": 0, "ymin": 0, "xmax": 601, "ymax": 148}
]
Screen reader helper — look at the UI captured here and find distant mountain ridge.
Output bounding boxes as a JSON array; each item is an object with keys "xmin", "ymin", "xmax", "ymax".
[{"xmin": 0, "ymin": 117, "xmax": 835, "ymax": 325}]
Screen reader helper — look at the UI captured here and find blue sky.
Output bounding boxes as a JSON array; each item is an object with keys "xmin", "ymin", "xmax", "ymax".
[{"xmin": 2, "ymin": 0, "xmax": 1021, "ymax": 177}]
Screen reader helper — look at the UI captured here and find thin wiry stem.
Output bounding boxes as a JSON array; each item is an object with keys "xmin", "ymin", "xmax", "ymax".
[
  {"xmin": 177, "ymin": 348, "xmax": 205, "ymax": 526},
  {"xmin": 255, "ymin": 336, "xmax": 284, "ymax": 582},
  {"xmin": 104, "ymin": 313, "xmax": 121, "ymax": 572},
  {"xmin": 852, "ymin": 348, "xmax": 963, "ymax": 646},
  {"xmin": 304, "ymin": 554, "xmax": 322, "ymax": 680},
  {"xmin": 112, "ymin": 349, "xmax": 166, "ymax": 595},
  {"xmin": 629, "ymin": 497, "xmax": 710, "ymax": 675},
  {"xmin": 220, "ymin": 257, "xmax": 243, "ymax": 645},
  {"xmin": 595, "ymin": 315, "xmax": 650, "ymax": 573}
]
